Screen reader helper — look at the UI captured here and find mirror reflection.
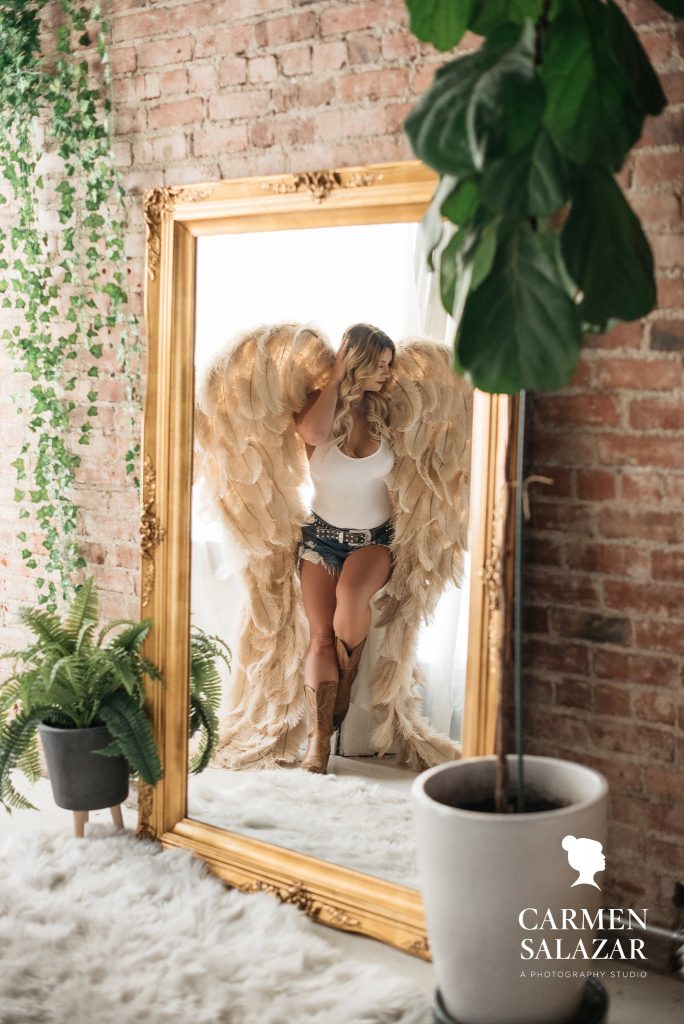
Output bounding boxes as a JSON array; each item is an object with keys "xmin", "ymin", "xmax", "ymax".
[{"xmin": 188, "ymin": 221, "xmax": 472, "ymax": 889}]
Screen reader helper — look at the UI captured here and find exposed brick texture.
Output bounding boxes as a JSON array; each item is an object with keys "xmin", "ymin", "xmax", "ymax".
[{"xmin": 0, "ymin": 0, "xmax": 682, "ymax": 920}]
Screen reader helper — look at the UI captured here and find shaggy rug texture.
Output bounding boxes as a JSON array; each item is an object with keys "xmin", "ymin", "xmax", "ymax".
[
  {"xmin": 0, "ymin": 826, "xmax": 429, "ymax": 1024},
  {"xmin": 187, "ymin": 769, "xmax": 418, "ymax": 888}
]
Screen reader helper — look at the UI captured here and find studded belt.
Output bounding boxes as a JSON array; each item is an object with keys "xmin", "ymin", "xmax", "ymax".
[{"xmin": 308, "ymin": 512, "xmax": 388, "ymax": 547}]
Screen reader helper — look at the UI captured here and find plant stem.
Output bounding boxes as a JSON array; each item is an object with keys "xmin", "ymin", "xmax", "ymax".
[{"xmin": 514, "ymin": 391, "xmax": 526, "ymax": 812}]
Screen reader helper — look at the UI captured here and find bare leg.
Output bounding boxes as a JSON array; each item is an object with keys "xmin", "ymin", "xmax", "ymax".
[
  {"xmin": 333, "ymin": 545, "xmax": 393, "ymax": 650},
  {"xmin": 300, "ymin": 558, "xmax": 340, "ymax": 690},
  {"xmin": 331, "ymin": 545, "xmax": 393, "ymax": 731}
]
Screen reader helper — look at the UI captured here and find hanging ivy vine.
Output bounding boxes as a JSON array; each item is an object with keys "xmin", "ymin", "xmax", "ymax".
[{"xmin": 0, "ymin": 0, "xmax": 141, "ymax": 611}]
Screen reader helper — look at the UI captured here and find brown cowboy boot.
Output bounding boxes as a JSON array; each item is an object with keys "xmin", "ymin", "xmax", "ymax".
[
  {"xmin": 332, "ymin": 636, "xmax": 367, "ymax": 731},
  {"xmin": 301, "ymin": 679, "xmax": 337, "ymax": 773}
]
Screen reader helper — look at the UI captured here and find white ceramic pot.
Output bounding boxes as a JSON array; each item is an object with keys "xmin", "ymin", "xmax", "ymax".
[{"xmin": 412, "ymin": 755, "xmax": 609, "ymax": 1024}]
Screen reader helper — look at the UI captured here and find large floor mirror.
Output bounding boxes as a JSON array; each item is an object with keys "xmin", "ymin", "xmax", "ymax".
[{"xmin": 139, "ymin": 161, "xmax": 517, "ymax": 956}]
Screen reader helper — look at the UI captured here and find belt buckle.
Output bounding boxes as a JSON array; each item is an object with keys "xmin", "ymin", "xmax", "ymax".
[{"xmin": 348, "ymin": 529, "xmax": 371, "ymax": 546}]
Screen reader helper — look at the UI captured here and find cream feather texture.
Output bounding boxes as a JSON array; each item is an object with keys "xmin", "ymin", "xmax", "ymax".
[{"xmin": 194, "ymin": 323, "xmax": 471, "ymax": 771}]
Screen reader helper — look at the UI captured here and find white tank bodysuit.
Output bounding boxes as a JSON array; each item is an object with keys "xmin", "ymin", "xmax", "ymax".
[{"xmin": 308, "ymin": 435, "xmax": 395, "ymax": 530}]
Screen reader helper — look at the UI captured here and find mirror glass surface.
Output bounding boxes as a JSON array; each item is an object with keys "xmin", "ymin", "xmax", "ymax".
[{"xmin": 187, "ymin": 220, "xmax": 472, "ymax": 890}]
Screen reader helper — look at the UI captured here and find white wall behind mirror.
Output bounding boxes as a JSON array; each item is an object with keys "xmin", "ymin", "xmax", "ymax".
[{"xmin": 187, "ymin": 220, "xmax": 471, "ymax": 890}]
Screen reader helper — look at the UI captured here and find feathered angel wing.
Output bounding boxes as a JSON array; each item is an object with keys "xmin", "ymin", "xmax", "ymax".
[
  {"xmin": 194, "ymin": 322, "xmax": 334, "ymax": 768},
  {"xmin": 366, "ymin": 337, "xmax": 472, "ymax": 770}
]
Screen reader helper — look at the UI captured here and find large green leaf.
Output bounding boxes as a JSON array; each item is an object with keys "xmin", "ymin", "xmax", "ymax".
[
  {"xmin": 540, "ymin": 2, "xmax": 641, "ymax": 170},
  {"xmin": 405, "ymin": 20, "xmax": 544, "ymax": 176},
  {"xmin": 441, "ymin": 175, "xmax": 481, "ymax": 224},
  {"xmin": 456, "ymin": 220, "xmax": 583, "ymax": 392},
  {"xmin": 480, "ymin": 125, "xmax": 571, "ymax": 216},
  {"xmin": 406, "ymin": 0, "xmax": 476, "ymax": 51},
  {"xmin": 560, "ymin": 165, "xmax": 656, "ymax": 323},
  {"xmin": 604, "ymin": 1, "xmax": 666, "ymax": 125},
  {"xmin": 440, "ymin": 226, "xmax": 474, "ymax": 317},
  {"xmin": 469, "ymin": 0, "xmax": 542, "ymax": 36}
]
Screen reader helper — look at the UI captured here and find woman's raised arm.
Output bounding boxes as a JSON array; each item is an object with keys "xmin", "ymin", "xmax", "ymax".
[
  {"xmin": 294, "ymin": 337, "xmax": 349, "ymax": 445},
  {"xmin": 294, "ymin": 381, "xmax": 339, "ymax": 445}
]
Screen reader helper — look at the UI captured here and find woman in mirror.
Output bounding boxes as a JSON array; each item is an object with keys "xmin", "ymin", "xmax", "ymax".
[
  {"xmin": 196, "ymin": 320, "xmax": 469, "ymax": 775},
  {"xmin": 293, "ymin": 324, "xmax": 397, "ymax": 774}
]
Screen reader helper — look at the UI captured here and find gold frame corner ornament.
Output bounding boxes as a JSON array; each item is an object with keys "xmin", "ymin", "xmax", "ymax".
[
  {"xmin": 144, "ymin": 185, "xmax": 214, "ymax": 280},
  {"xmin": 139, "ymin": 159, "xmax": 517, "ymax": 957}
]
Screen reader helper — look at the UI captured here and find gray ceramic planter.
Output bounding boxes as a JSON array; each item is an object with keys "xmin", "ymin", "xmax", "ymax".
[{"xmin": 38, "ymin": 722, "xmax": 129, "ymax": 811}]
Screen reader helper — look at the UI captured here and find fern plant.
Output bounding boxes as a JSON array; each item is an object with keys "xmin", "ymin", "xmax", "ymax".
[
  {"xmin": 189, "ymin": 625, "xmax": 231, "ymax": 775},
  {"xmin": 0, "ymin": 577, "xmax": 163, "ymax": 812}
]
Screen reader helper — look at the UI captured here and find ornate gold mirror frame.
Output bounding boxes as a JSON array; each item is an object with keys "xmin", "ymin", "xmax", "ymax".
[{"xmin": 137, "ymin": 160, "xmax": 516, "ymax": 957}]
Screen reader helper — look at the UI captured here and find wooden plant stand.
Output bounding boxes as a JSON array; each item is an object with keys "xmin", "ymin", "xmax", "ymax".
[{"xmin": 73, "ymin": 804, "xmax": 124, "ymax": 838}]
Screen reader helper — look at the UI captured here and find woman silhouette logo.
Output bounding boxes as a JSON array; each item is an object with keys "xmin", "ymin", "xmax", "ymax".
[{"xmin": 561, "ymin": 835, "xmax": 606, "ymax": 889}]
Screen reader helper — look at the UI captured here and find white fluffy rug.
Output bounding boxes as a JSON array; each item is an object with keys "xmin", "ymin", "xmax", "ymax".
[
  {"xmin": 0, "ymin": 826, "xmax": 429, "ymax": 1024},
  {"xmin": 187, "ymin": 769, "xmax": 418, "ymax": 887}
]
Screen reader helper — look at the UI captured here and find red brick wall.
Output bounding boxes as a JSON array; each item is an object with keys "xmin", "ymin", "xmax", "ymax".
[{"xmin": 0, "ymin": 0, "xmax": 681, "ymax": 918}]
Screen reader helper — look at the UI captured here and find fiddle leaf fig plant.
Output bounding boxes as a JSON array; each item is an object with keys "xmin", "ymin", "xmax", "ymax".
[{"xmin": 404, "ymin": 0, "xmax": 670, "ymax": 393}]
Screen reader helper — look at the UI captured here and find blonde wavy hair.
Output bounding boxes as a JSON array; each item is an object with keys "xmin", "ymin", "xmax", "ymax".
[{"xmin": 331, "ymin": 323, "xmax": 396, "ymax": 454}]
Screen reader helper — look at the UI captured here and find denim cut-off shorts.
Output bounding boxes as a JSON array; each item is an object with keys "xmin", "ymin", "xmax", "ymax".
[{"xmin": 297, "ymin": 511, "xmax": 394, "ymax": 578}]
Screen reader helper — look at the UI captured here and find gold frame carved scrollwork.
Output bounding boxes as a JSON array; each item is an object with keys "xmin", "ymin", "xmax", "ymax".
[{"xmin": 138, "ymin": 161, "xmax": 517, "ymax": 958}]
